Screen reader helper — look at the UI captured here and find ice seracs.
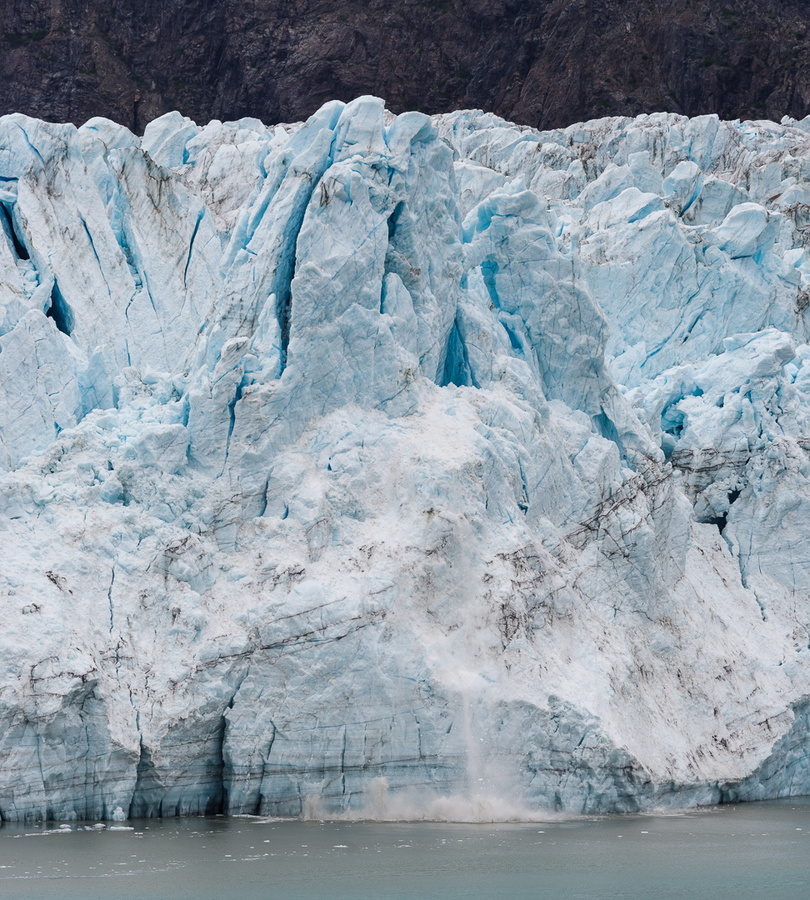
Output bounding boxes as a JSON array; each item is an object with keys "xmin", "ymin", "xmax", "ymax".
[{"xmin": 1, "ymin": 97, "xmax": 810, "ymax": 821}]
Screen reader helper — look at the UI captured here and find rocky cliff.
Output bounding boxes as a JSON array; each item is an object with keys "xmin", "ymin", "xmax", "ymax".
[{"xmin": 2, "ymin": 0, "xmax": 810, "ymax": 132}]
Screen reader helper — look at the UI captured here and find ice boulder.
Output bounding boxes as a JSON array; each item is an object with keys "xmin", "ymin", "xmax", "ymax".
[{"xmin": 714, "ymin": 202, "xmax": 771, "ymax": 258}]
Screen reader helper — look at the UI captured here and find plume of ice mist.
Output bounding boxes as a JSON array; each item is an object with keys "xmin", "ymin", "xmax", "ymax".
[{"xmin": 299, "ymin": 777, "xmax": 573, "ymax": 823}]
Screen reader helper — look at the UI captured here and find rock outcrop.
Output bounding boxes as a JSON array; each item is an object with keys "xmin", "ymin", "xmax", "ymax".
[{"xmin": 2, "ymin": 1, "xmax": 810, "ymax": 131}]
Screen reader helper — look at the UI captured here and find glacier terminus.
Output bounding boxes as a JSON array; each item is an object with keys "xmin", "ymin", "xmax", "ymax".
[{"xmin": 2, "ymin": 96, "xmax": 810, "ymax": 821}]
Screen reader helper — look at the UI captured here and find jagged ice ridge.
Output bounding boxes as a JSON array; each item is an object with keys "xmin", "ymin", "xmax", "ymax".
[{"xmin": 2, "ymin": 98, "xmax": 810, "ymax": 822}]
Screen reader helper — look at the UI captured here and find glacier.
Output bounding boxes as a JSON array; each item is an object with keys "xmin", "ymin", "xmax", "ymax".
[{"xmin": 2, "ymin": 97, "xmax": 810, "ymax": 821}]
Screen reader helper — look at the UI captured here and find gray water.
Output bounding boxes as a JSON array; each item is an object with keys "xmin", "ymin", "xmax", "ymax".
[{"xmin": 1, "ymin": 800, "xmax": 809, "ymax": 899}]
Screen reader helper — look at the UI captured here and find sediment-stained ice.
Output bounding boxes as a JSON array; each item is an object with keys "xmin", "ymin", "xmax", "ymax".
[{"xmin": 2, "ymin": 98, "xmax": 810, "ymax": 821}]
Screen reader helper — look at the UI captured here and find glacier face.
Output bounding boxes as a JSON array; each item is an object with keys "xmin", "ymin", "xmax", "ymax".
[{"xmin": 2, "ymin": 98, "xmax": 810, "ymax": 821}]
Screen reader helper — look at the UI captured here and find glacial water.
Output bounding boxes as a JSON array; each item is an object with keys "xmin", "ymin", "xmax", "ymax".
[{"xmin": 0, "ymin": 799, "xmax": 809, "ymax": 899}]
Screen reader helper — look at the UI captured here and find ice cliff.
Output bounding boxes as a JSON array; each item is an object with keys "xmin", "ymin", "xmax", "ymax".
[{"xmin": 2, "ymin": 98, "xmax": 810, "ymax": 822}]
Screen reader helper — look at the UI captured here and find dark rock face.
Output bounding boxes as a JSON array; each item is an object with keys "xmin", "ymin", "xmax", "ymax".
[{"xmin": 2, "ymin": 0, "xmax": 810, "ymax": 130}]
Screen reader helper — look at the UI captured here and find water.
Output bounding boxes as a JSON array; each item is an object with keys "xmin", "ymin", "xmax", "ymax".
[{"xmin": 1, "ymin": 799, "xmax": 810, "ymax": 899}]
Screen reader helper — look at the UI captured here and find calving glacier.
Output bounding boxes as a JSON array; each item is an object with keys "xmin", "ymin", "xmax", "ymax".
[{"xmin": 1, "ymin": 97, "xmax": 810, "ymax": 822}]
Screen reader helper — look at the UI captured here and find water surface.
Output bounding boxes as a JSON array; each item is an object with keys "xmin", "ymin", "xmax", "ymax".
[{"xmin": 1, "ymin": 799, "xmax": 809, "ymax": 899}]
